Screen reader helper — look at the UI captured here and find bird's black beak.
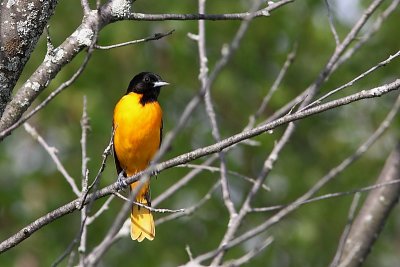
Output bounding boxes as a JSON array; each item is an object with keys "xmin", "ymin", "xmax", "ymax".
[{"xmin": 153, "ymin": 81, "xmax": 169, "ymax": 87}]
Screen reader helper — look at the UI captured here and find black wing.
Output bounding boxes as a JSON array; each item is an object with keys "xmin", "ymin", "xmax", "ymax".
[
  {"xmin": 112, "ymin": 126, "xmax": 124, "ymax": 176},
  {"xmin": 159, "ymin": 119, "xmax": 163, "ymax": 148}
]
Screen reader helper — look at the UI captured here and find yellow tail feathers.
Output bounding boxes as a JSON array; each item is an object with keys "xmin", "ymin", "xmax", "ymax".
[{"xmin": 130, "ymin": 198, "xmax": 155, "ymax": 242}]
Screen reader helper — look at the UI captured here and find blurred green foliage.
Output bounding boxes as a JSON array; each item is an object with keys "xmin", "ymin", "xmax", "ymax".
[{"xmin": 0, "ymin": 0, "xmax": 399, "ymax": 266}]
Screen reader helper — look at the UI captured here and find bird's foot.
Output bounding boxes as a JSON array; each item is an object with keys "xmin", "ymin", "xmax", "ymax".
[{"xmin": 152, "ymin": 170, "xmax": 159, "ymax": 180}]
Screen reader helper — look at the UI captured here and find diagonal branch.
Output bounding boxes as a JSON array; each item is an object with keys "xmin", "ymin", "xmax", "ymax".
[
  {"xmin": 0, "ymin": 46, "xmax": 95, "ymax": 140},
  {"xmin": 303, "ymin": 0, "xmax": 385, "ymax": 105},
  {"xmin": 252, "ymin": 179, "xmax": 400, "ymax": 213},
  {"xmin": 334, "ymin": 143, "xmax": 400, "ymax": 267},
  {"xmin": 197, "ymin": 0, "xmax": 236, "ymax": 218},
  {"xmin": 302, "ymin": 50, "xmax": 400, "ymax": 111},
  {"xmin": 0, "ymin": 82, "xmax": 398, "ymax": 254},
  {"xmin": 330, "ymin": 193, "xmax": 361, "ymax": 267},
  {"xmin": 324, "ymin": 0, "xmax": 340, "ymax": 46},
  {"xmin": 81, "ymin": 0, "xmax": 91, "ymax": 14},
  {"xmin": 0, "ymin": 13, "xmax": 102, "ymax": 133},
  {"xmin": 0, "ymin": 0, "xmax": 58, "ymax": 116},
  {"xmin": 210, "ymin": 122, "xmax": 296, "ymax": 265},
  {"xmin": 333, "ymin": 0, "xmax": 400, "ymax": 72},
  {"xmin": 221, "ymin": 237, "xmax": 274, "ymax": 267},
  {"xmin": 23, "ymin": 123, "xmax": 80, "ymax": 196},
  {"xmin": 194, "ymin": 92, "xmax": 400, "ymax": 263},
  {"xmin": 0, "ymin": 0, "xmax": 294, "ymax": 140}
]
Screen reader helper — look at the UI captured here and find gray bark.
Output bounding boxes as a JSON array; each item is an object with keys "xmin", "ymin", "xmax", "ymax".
[
  {"xmin": 0, "ymin": 0, "xmax": 58, "ymax": 115},
  {"xmin": 336, "ymin": 143, "xmax": 400, "ymax": 267}
]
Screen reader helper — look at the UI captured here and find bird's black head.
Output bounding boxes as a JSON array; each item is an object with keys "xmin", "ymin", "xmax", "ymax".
[{"xmin": 126, "ymin": 72, "xmax": 169, "ymax": 105}]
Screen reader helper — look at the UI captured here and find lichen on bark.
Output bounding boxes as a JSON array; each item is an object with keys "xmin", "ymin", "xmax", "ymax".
[{"xmin": 0, "ymin": 0, "xmax": 58, "ymax": 116}]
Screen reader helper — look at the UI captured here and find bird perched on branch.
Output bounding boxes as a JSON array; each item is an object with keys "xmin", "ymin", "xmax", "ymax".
[{"xmin": 113, "ymin": 72, "xmax": 169, "ymax": 241}]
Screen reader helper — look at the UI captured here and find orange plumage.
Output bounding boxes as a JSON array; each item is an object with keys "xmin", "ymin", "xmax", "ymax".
[{"xmin": 113, "ymin": 72, "xmax": 168, "ymax": 241}]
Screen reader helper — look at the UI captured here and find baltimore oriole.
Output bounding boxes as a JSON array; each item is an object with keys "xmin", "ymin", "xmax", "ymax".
[{"xmin": 113, "ymin": 72, "xmax": 169, "ymax": 242}]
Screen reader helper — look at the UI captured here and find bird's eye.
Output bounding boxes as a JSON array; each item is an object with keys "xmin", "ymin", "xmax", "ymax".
[{"xmin": 144, "ymin": 77, "xmax": 150, "ymax": 83}]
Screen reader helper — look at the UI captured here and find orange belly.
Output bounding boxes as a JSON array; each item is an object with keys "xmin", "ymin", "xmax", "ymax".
[{"xmin": 113, "ymin": 92, "xmax": 162, "ymax": 176}]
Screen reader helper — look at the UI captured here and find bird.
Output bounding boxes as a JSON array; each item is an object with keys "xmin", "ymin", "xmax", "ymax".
[{"xmin": 113, "ymin": 72, "xmax": 169, "ymax": 242}]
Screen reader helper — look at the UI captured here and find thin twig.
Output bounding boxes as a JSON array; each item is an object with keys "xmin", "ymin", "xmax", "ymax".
[
  {"xmin": 84, "ymin": 201, "xmax": 132, "ymax": 267},
  {"xmin": 152, "ymin": 39, "xmax": 295, "ymax": 208},
  {"xmin": 156, "ymin": 182, "xmax": 220, "ymax": 225},
  {"xmin": 85, "ymin": 172, "xmax": 155, "ymax": 266},
  {"xmin": 194, "ymin": 92, "xmax": 400, "ymax": 263},
  {"xmin": 210, "ymin": 122, "xmax": 296, "ymax": 265},
  {"xmin": 23, "ymin": 123, "xmax": 80, "ymax": 196},
  {"xmin": 246, "ymin": 44, "xmax": 297, "ymax": 130},
  {"xmin": 86, "ymin": 195, "xmax": 115, "ymax": 225},
  {"xmin": 66, "ymin": 250, "xmax": 77, "ymax": 267},
  {"xmin": 176, "ymin": 164, "xmax": 270, "ymax": 192},
  {"xmin": 80, "ymin": 96, "xmax": 90, "ymax": 186},
  {"xmin": 95, "ymin": 29, "xmax": 175, "ymax": 50},
  {"xmin": 222, "ymin": 237, "xmax": 274, "ymax": 267},
  {"xmin": 153, "ymin": 155, "xmax": 218, "ymax": 206},
  {"xmin": 84, "ymin": 180, "xmax": 218, "ymax": 265},
  {"xmin": 198, "ymin": 0, "xmax": 236, "ymax": 218},
  {"xmin": 335, "ymin": 144, "xmax": 400, "ymax": 267},
  {"xmin": 78, "ymin": 96, "xmax": 90, "ymax": 262},
  {"xmin": 330, "ymin": 193, "xmax": 361, "ymax": 267},
  {"xmin": 0, "ymin": 0, "xmax": 295, "ymax": 140},
  {"xmin": 1, "ymin": 82, "xmax": 399, "ymax": 254},
  {"xmin": 78, "ymin": 130, "xmax": 114, "ymax": 210},
  {"xmin": 333, "ymin": 0, "xmax": 400, "ymax": 72},
  {"xmin": 156, "ymin": 0, "xmax": 272, "ymax": 164},
  {"xmin": 51, "ymin": 217, "xmax": 87, "ymax": 267},
  {"xmin": 325, "ymin": 0, "xmax": 340, "ymax": 46},
  {"xmin": 0, "ymin": 48, "xmax": 95, "ymax": 140},
  {"xmin": 186, "ymin": 245, "xmax": 194, "ymax": 261},
  {"xmin": 304, "ymin": 0, "xmax": 386, "ymax": 110},
  {"xmin": 113, "ymin": 192, "xmax": 185, "ymax": 213},
  {"xmin": 267, "ymin": 0, "xmax": 396, "ymax": 124},
  {"xmin": 80, "ymin": 0, "xmax": 91, "ymax": 14},
  {"xmin": 302, "ymin": 50, "xmax": 400, "ymax": 111},
  {"xmin": 124, "ymin": 0, "xmax": 297, "ymax": 22},
  {"xmin": 45, "ymin": 25, "xmax": 55, "ymax": 58},
  {"xmin": 150, "ymin": 0, "xmax": 274, "ymax": 214},
  {"xmin": 251, "ymin": 179, "xmax": 400, "ymax": 213}
]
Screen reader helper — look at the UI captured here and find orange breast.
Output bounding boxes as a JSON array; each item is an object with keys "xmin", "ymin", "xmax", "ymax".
[{"xmin": 113, "ymin": 93, "xmax": 162, "ymax": 176}]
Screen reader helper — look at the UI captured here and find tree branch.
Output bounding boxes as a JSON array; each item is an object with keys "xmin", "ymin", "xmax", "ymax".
[
  {"xmin": 23, "ymin": 123, "xmax": 80, "ymax": 196},
  {"xmin": 0, "ymin": 0, "xmax": 58, "ymax": 116},
  {"xmin": 0, "ymin": 81, "xmax": 397, "ymax": 254},
  {"xmin": 197, "ymin": 0, "xmax": 236, "ymax": 218},
  {"xmin": 123, "ymin": 0, "xmax": 298, "ymax": 22},
  {"xmin": 252, "ymin": 179, "xmax": 400, "ymax": 213},
  {"xmin": 192, "ymin": 92, "xmax": 400, "ymax": 264},
  {"xmin": 0, "ymin": 11, "xmax": 102, "ymax": 133},
  {"xmin": 296, "ymin": 0, "xmax": 386, "ymax": 111},
  {"xmin": 0, "ymin": 47, "xmax": 95, "ymax": 140},
  {"xmin": 333, "ymin": 0, "xmax": 400, "ymax": 72},
  {"xmin": 330, "ymin": 193, "xmax": 361, "ymax": 267},
  {"xmin": 94, "ymin": 29, "xmax": 175, "ymax": 50},
  {"xmin": 0, "ymin": 0, "xmax": 294, "ymax": 140},
  {"xmin": 302, "ymin": 50, "xmax": 400, "ymax": 111},
  {"xmin": 334, "ymin": 143, "xmax": 400, "ymax": 267}
]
